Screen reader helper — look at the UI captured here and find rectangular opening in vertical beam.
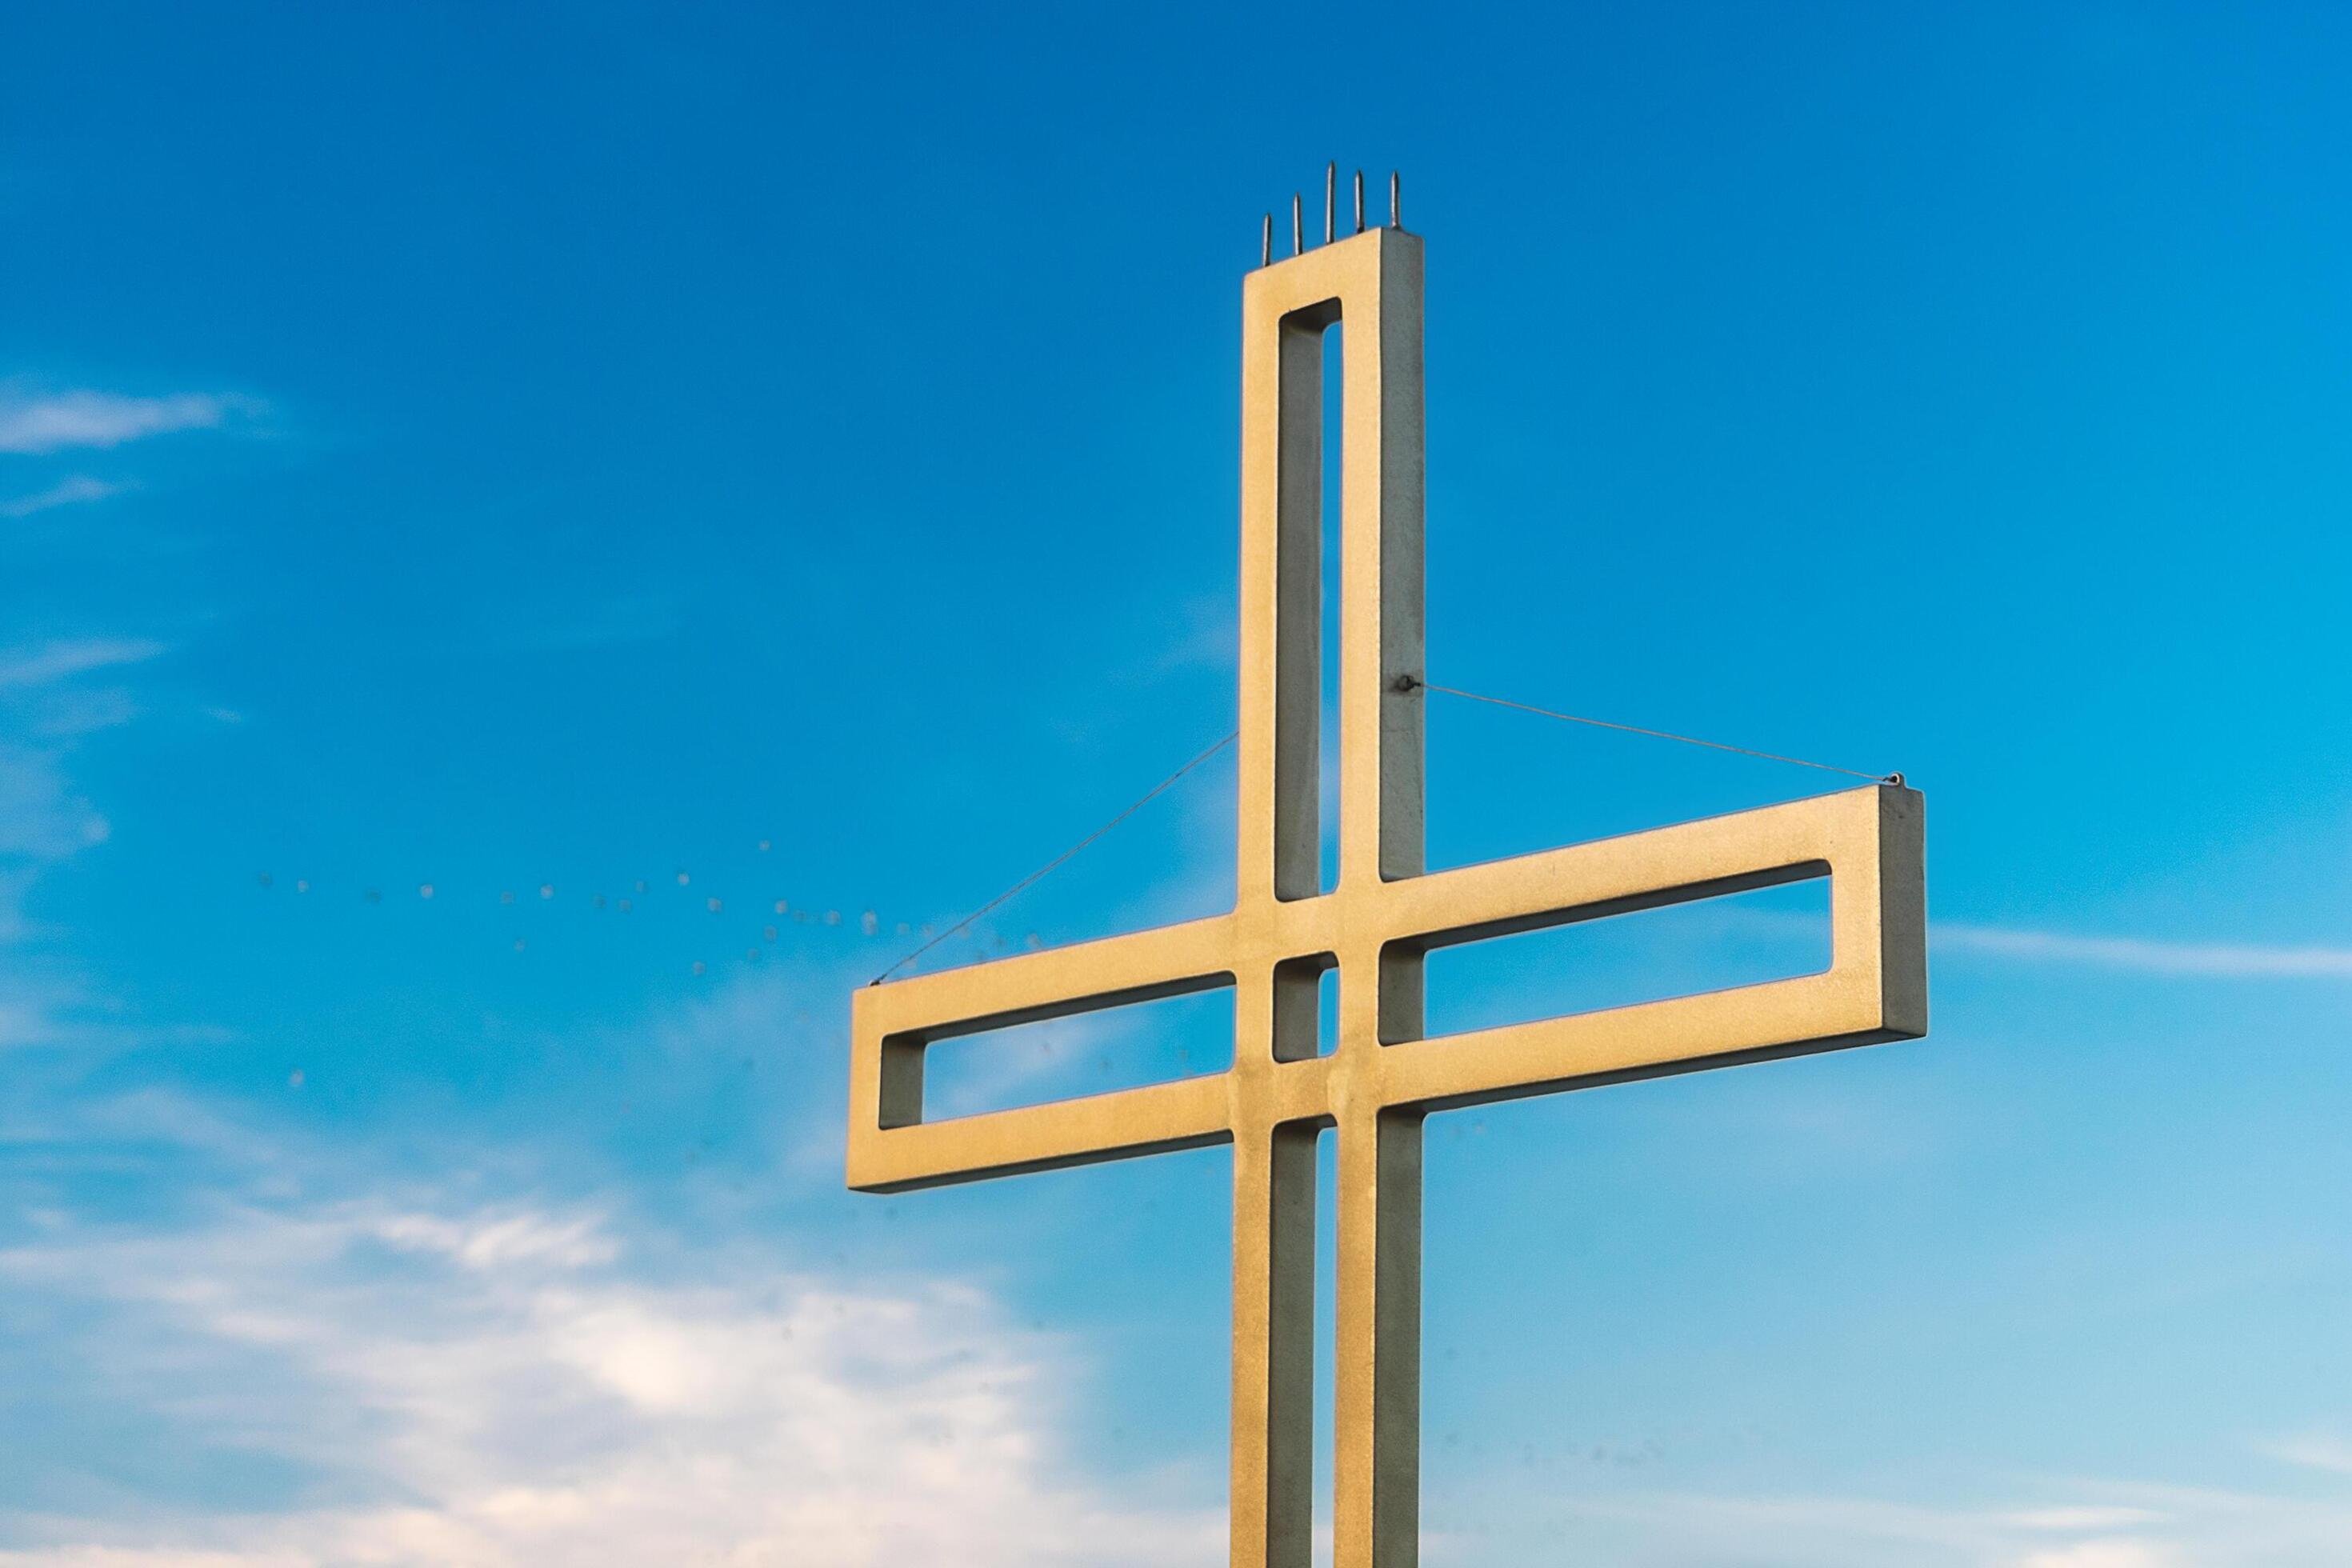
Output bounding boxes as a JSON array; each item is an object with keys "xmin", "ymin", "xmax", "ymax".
[
  {"xmin": 1273, "ymin": 952, "xmax": 1340, "ymax": 1061},
  {"xmin": 1311, "ymin": 1121, "xmax": 1338, "ymax": 1567},
  {"xmin": 1319, "ymin": 321, "xmax": 1345, "ymax": 894},
  {"xmin": 898, "ymin": 982, "xmax": 1237, "ymax": 1122},
  {"xmin": 1274, "ymin": 299, "xmax": 1341, "ymax": 902}
]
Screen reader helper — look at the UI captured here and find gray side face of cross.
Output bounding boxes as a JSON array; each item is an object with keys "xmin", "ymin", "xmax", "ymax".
[{"xmin": 848, "ymin": 225, "xmax": 1929, "ymax": 1568}]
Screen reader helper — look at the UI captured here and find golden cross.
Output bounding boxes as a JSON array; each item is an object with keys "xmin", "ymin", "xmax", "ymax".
[{"xmin": 848, "ymin": 221, "xmax": 1927, "ymax": 1567}]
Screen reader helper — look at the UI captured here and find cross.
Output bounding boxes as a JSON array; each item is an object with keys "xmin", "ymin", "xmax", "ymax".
[{"xmin": 848, "ymin": 218, "xmax": 1927, "ymax": 1567}]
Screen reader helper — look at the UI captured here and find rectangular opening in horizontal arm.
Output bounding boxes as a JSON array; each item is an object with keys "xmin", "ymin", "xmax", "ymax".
[
  {"xmin": 847, "ymin": 915, "xmax": 1242, "ymax": 1193},
  {"xmin": 918, "ymin": 982, "xmax": 1236, "ymax": 1121},
  {"xmin": 1372, "ymin": 785, "xmax": 1926, "ymax": 1112},
  {"xmin": 1417, "ymin": 874, "xmax": 1831, "ymax": 1042}
]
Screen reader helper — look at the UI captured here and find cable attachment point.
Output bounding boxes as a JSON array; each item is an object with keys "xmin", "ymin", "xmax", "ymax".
[
  {"xmin": 1883, "ymin": 771, "xmax": 1906, "ymax": 787},
  {"xmin": 1391, "ymin": 674, "xmax": 1422, "ymax": 693}
]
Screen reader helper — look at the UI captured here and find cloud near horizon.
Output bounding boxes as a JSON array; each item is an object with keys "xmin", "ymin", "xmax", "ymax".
[
  {"xmin": 2, "ymin": 946, "xmax": 2346, "ymax": 1566},
  {"xmin": 9, "ymin": 1162, "xmax": 2350, "ymax": 1568},
  {"xmin": 0, "ymin": 1172, "xmax": 1223, "ymax": 1567}
]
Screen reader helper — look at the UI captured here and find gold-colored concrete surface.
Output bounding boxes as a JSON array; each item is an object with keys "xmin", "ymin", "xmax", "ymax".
[{"xmin": 848, "ymin": 224, "xmax": 1928, "ymax": 1566}]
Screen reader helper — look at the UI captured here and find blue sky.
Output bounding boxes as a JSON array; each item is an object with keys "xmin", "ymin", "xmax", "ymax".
[{"xmin": 5, "ymin": 2, "xmax": 2352, "ymax": 1562}]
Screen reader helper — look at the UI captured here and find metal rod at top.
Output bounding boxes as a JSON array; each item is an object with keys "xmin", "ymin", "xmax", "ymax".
[
  {"xmin": 1292, "ymin": 193, "xmax": 1302, "ymax": 255},
  {"xmin": 1324, "ymin": 162, "xmax": 1335, "ymax": 245},
  {"xmin": 1390, "ymin": 170, "xmax": 1401, "ymax": 230},
  {"xmin": 1262, "ymin": 213, "xmax": 1271, "ymax": 268},
  {"xmin": 1354, "ymin": 169, "xmax": 1365, "ymax": 233}
]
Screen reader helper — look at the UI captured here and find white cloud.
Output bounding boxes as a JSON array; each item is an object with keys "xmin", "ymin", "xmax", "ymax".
[
  {"xmin": 2003, "ymin": 1508, "xmax": 2168, "ymax": 1531},
  {"xmin": 0, "ymin": 390, "xmax": 255, "ymax": 454},
  {"xmin": 1933, "ymin": 923, "xmax": 2352, "ymax": 979},
  {"xmin": 374, "ymin": 1210, "xmax": 620, "ymax": 1272},
  {"xmin": 0, "ymin": 1552, "xmax": 294, "ymax": 1568},
  {"xmin": 0, "ymin": 475, "xmax": 130, "ymax": 518},
  {"xmin": 0, "ymin": 1192, "xmax": 1221, "ymax": 1567},
  {"xmin": 2015, "ymin": 1545, "xmax": 2179, "ymax": 1568},
  {"xmin": 19, "ymin": 1140, "xmax": 2343, "ymax": 1568}
]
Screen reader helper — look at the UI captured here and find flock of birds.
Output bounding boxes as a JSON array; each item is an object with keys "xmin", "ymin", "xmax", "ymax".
[{"xmin": 250, "ymin": 847, "xmax": 1043, "ymax": 978}]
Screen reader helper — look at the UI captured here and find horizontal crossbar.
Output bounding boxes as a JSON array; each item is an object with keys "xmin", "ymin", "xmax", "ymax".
[{"xmin": 846, "ymin": 784, "xmax": 1925, "ymax": 1192}]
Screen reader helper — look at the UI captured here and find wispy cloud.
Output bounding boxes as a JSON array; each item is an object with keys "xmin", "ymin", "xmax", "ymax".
[
  {"xmin": 0, "ymin": 734, "xmax": 102, "ymax": 1041},
  {"xmin": 0, "ymin": 744, "xmax": 110, "ymax": 861},
  {"xmin": 0, "ymin": 983, "xmax": 62, "ymax": 1047},
  {"xmin": 0, "ymin": 475, "xmax": 130, "ymax": 519},
  {"xmin": 0, "ymin": 389, "xmax": 257, "ymax": 454},
  {"xmin": 0, "ymin": 638, "xmax": 172, "ymax": 1047},
  {"xmin": 2261, "ymin": 1430, "xmax": 2352, "ymax": 1476},
  {"xmin": 0, "ymin": 638, "xmax": 166, "ymax": 691},
  {"xmin": 1933, "ymin": 923, "xmax": 2352, "ymax": 979}
]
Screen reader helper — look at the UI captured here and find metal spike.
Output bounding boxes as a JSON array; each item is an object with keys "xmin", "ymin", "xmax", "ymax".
[
  {"xmin": 1390, "ymin": 170, "xmax": 1401, "ymax": 230},
  {"xmin": 1354, "ymin": 169, "xmax": 1365, "ymax": 233},
  {"xmin": 1291, "ymin": 194, "xmax": 1302, "ymax": 255},
  {"xmin": 1324, "ymin": 162, "xmax": 1335, "ymax": 244},
  {"xmin": 1261, "ymin": 212, "xmax": 1271, "ymax": 267}
]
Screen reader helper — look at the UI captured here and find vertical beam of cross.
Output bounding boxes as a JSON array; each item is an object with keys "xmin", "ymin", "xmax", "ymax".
[{"xmin": 1235, "ymin": 226, "xmax": 1426, "ymax": 1566}]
